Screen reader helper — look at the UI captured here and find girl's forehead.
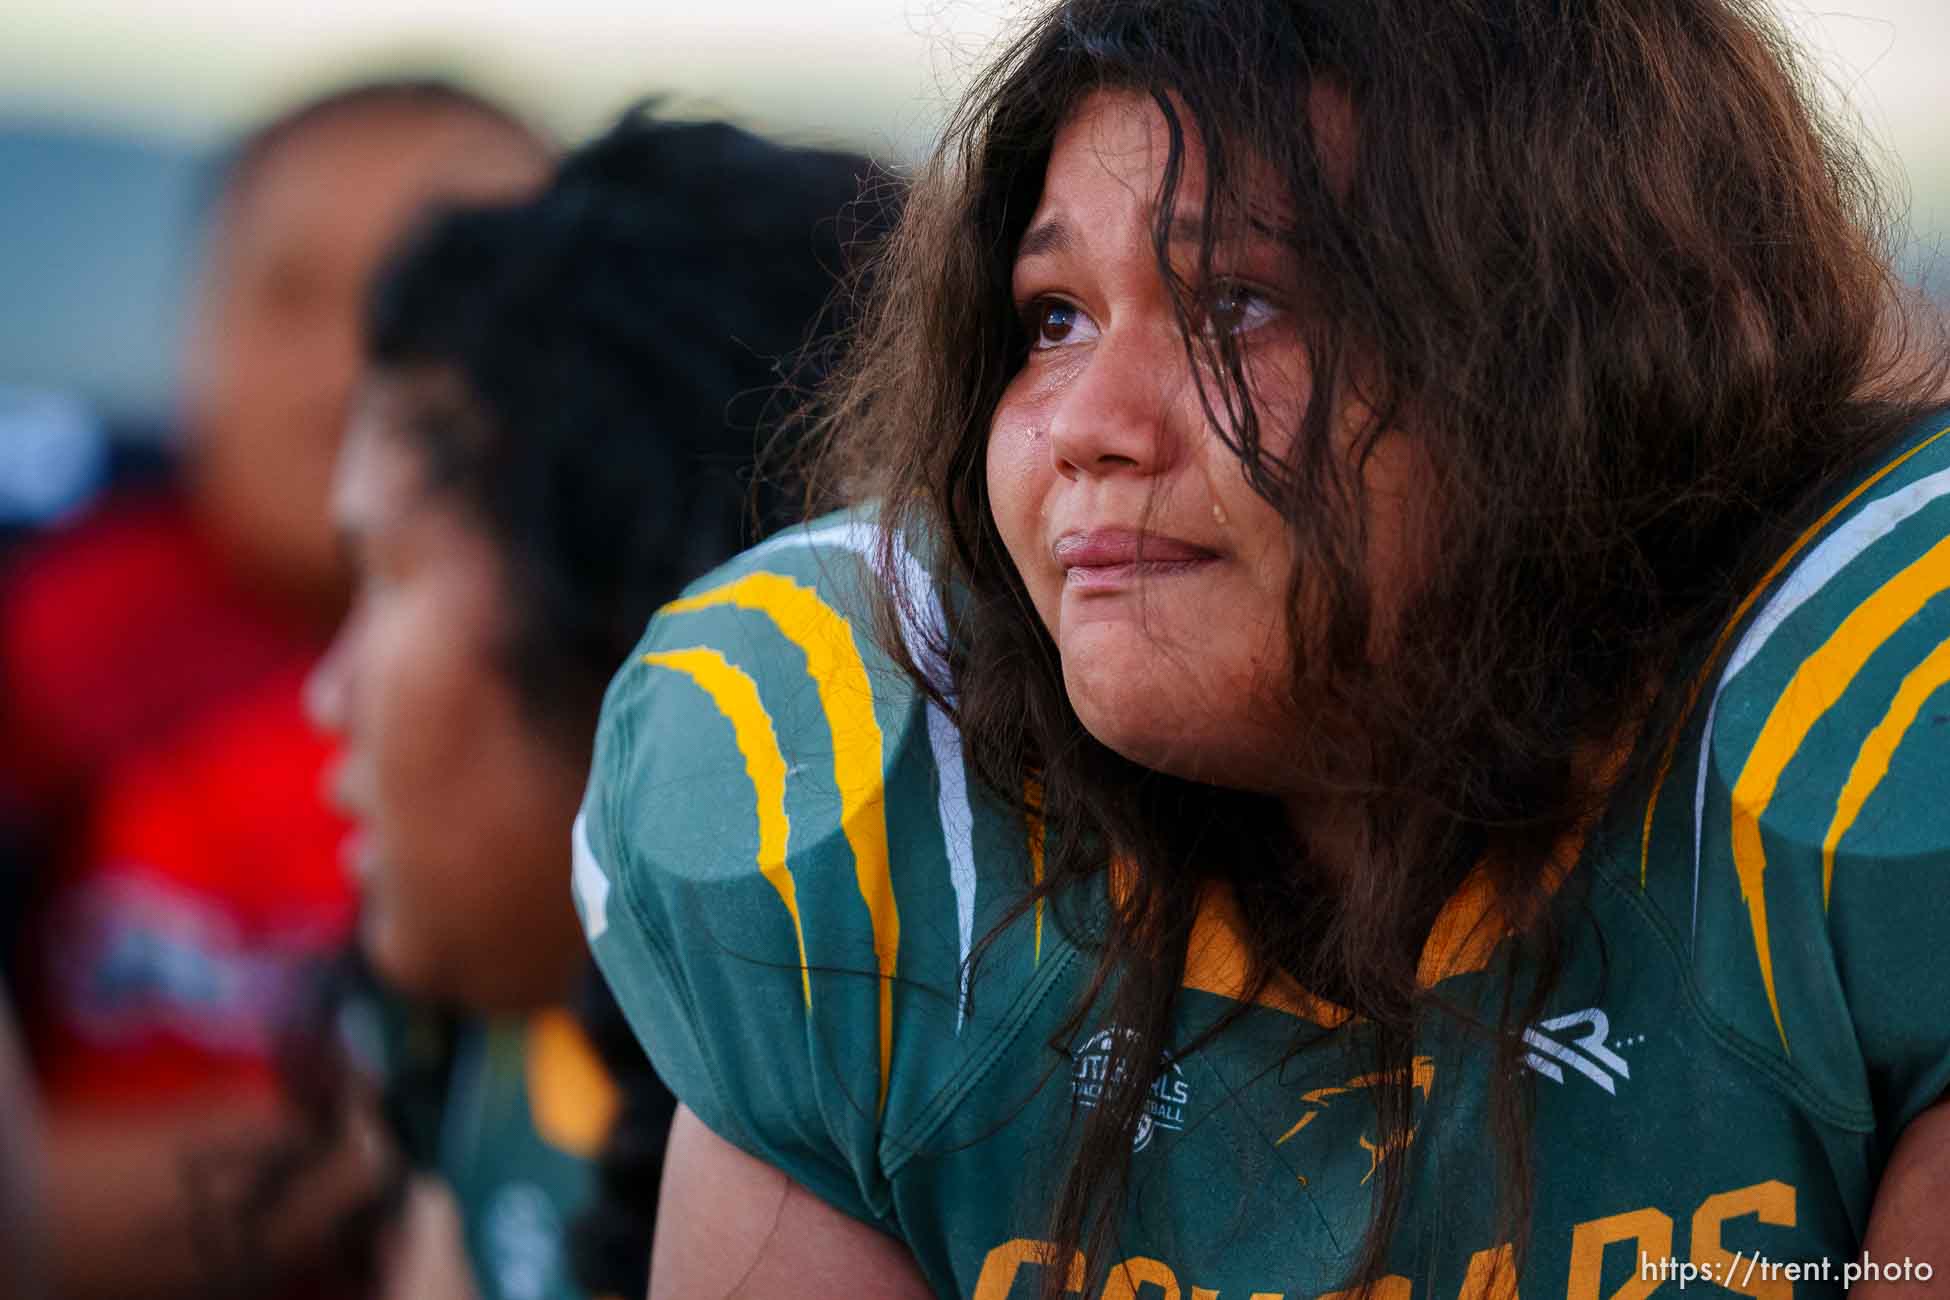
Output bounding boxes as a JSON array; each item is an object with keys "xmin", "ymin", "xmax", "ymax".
[
  {"xmin": 1025, "ymin": 90, "xmax": 1307, "ymax": 266},
  {"xmin": 1044, "ymin": 90, "xmax": 1204, "ymax": 198}
]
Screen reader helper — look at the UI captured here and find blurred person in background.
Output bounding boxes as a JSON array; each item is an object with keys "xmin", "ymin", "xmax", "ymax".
[
  {"xmin": 306, "ymin": 107, "xmax": 882, "ymax": 1300},
  {"xmin": 0, "ymin": 80, "xmax": 551, "ymax": 1298}
]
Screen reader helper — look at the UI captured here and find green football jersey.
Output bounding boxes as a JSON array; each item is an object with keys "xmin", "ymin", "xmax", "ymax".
[
  {"xmin": 578, "ymin": 412, "xmax": 1950, "ymax": 1300},
  {"xmin": 343, "ymin": 986, "xmax": 617, "ymax": 1300},
  {"xmin": 435, "ymin": 1012, "xmax": 616, "ymax": 1300}
]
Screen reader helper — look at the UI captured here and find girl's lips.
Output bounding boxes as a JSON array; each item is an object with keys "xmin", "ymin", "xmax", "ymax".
[{"xmin": 1053, "ymin": 527, "xmax": 1220, "ymax": 585}]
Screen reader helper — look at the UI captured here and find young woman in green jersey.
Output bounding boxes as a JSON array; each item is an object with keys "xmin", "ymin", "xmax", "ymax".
[
  {"xmin": 618, "ymin": 1, "xmax": 1950, "ymax": 1296},
  {"xmin": 305, "ymin": 111, "xmax": 881, "ymax": 1300}
]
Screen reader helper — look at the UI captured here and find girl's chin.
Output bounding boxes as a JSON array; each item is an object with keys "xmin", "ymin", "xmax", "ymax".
[
  {"xmin": 1074, "ymin": 709, "xmax": 1206, "ymax": 778},
  {"xmin": 1070, "ymin": 695, "xmax": 1296, "ymax": 793}
]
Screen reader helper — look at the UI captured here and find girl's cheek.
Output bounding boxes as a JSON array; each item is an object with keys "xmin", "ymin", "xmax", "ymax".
[{"xmin": 986, "ymin": 401, "xmax": 1057, "ymax": 596}]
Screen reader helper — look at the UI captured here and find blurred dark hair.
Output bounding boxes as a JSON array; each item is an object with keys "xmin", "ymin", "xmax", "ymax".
[
  {"xmin": 810, "ymin": 0, "xmax": 1947, "ymax": 1293},
  {"xmin": 365, "ymin": 105, "xmax": 888, "ymax": 748},
  {"xmin": 208, "ymin": 77, "xmax": 550, "ymax": 215}
]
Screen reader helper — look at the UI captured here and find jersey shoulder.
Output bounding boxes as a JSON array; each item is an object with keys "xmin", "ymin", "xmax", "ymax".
[
  {"xmin": 577, "ymin": 512, "xmax": 1064, "ymax": 1222},
  {"xmin": 1637, "ymin": 412, "xmax": 1950, "ymax": 1127},
  {"xmin": 584, "ymin": 512, "xmax": 1000, "ymax": 992}
]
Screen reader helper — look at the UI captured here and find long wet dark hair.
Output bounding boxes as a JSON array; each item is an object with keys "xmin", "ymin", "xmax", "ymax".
[{"xmin": 811, "ymin": 0, "xmax": 1946, "ymax": 1291}]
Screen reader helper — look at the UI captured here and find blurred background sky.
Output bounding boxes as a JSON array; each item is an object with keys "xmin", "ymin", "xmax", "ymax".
[{"xmin": 1, "ymin": 0, "xmax": 1944, "ymax": 429}]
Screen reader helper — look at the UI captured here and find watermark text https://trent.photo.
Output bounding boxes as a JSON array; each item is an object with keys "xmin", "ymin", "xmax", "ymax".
[{"xmin": 1640, "ymin": 1250, "xmax": 1935, "ymax": 1290}]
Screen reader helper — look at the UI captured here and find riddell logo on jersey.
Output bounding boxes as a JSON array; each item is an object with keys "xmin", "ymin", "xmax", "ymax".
[
  {"xmin": 1523, "ymin": 1007, "xmax": 1633, "ymax": 1095},
  {"xmin": 1071, "ymin": 1028, "xmax": 1190, "ymax": 1151}
]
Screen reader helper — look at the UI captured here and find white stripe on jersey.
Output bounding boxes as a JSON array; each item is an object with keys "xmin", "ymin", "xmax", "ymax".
[{"xmin": 572, "ymin": 809, "xmax": 611, "ymax": 942}]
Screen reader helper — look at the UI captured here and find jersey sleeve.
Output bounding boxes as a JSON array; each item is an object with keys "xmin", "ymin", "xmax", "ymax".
[
  {"xmin": 573, "ymin": 519, "xmax": 941, "ymax": 1230},
  {"xmin": 1819, "ymin": 643, "xmax": 1950, "ymax": 1138},
  {"xmin": 1682, "ymin": 415, "xmax": 1950, "ymax": 1141}
]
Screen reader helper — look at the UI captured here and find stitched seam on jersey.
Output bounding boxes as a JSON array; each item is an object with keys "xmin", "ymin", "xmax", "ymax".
[
  {"xmin": 879, "ymin": 939, "xmax": 1087, "ymax": 1180},
  {"xmin": 1589, "ymin": 858, "xmax": 1875, "ymax": 1131},
  {"xmin": 880, "ymin": 940, "xmax": 1083, "ymax": 1173},
  {"xmin": 1180, "ymin": 1044, "xmax": 1344, "ymax": 1252}
]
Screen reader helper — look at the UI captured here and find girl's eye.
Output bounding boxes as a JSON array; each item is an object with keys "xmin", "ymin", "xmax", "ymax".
[
  {"xmin": 1204, "ymin": 282, "xmax": 1281, "ymax": 337},
  {"xmin": 1024, "ymin": 298, "xmax": 1094, "ymax": 350}
]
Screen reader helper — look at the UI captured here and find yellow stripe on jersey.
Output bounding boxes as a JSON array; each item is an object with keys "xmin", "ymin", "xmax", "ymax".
[
  {"xmin": 1822, "ymin": 634, "xmax": 1950, "ymax": 909},
  {"xmin": 1639, "ymin": 421, "xmax": 1950, "ymax": 888},
  {"xmin": 1730, "ymin": 531, "xmax": 1950, "ymax": 1051},
  {"xmin": 525, "ymin": 1008, "xmax": 623, "ymax": 1159},
  {"xmin": 664, "ymin": 572, "xmax": 900, "ymax": 1118},
  {"xmin": 643, "ymin": 646, "xmax": 812, "ymax": 1008}
]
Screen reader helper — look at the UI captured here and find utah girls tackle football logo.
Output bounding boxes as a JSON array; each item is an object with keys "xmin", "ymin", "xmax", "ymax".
[{"xmin": 1071, "ymin": 1027, "xmax": 1191, "ymax": 1152}]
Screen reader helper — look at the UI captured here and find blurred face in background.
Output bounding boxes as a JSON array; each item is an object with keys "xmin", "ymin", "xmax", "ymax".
[
  {"xmin": 182, "ymin": 103, "xmax": 547, "ymax": 624},
  {"xmin": 306, "ymin": 375, "xmax": 589, "ymax": 1013}
]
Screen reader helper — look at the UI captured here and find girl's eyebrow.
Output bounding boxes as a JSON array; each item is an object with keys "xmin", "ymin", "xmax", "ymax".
[
  {"xmin": 1167, "ymin": 211, "xmax": 1289, "ymax": 246},
  {"xmin": 1015, "ymin": 216, "xmax": 1075, "ymax": 264},
  {"xmin": 1014, "ymin": 210, "xmax": 1288, "ymax": 270}
]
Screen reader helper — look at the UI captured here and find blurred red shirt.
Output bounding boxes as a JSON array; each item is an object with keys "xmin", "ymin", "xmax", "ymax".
[{"xmin": 1, "ymin": 491, "xmax": 353, "ymax": 1106}]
